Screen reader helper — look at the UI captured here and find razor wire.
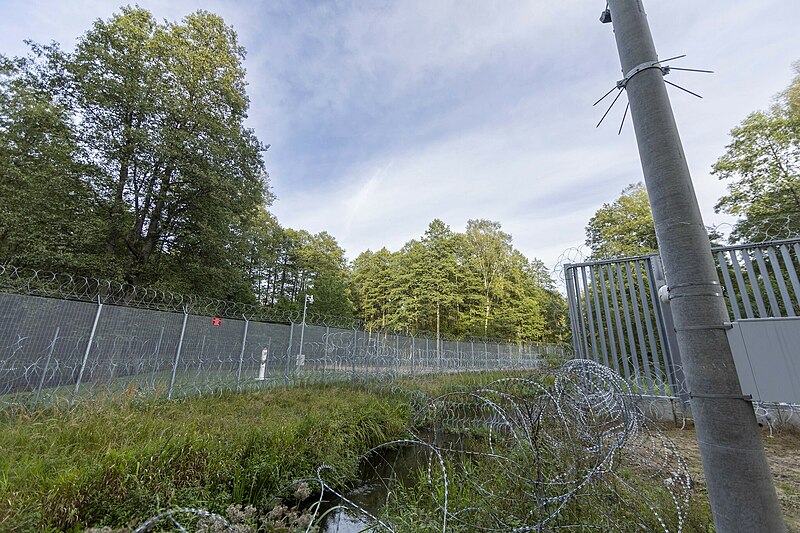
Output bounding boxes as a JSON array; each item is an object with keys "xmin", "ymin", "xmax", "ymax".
[
  {"xmin": 0, "ymin": 264, "xmax": 353, "ymax": 329},
  {"xmin": 0, "ymin": 290, "xmax": 571, "ymax": 411},
  {"xmin": 138, "ymin": 360, "xmax": 697, "ymax": 533}
]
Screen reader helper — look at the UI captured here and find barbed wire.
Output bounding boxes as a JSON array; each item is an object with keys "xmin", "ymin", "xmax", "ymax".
[
  {"xmin": 139, "ymin": 360, "xmax": 696, "ymax": 532},
  {"xmin": 0, "ymin": 264, "xmax": 563, "ymax": 346},
  {"xmin": 552, "ymin": 245, "xmax": 591, "ymax": 285}
]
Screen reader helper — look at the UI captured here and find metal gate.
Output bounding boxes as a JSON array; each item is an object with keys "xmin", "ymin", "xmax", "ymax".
[{"xmin": 565, "ymin": 238, "xmax": 800, "ymax": 400}]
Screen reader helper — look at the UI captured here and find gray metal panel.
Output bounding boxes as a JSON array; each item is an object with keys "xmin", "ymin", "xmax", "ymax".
[
  {"xmin": 717, "ymin": 251, "xmax": 741, "ymax": 320},
  {"xmin": 726, "ymin": 317, "xmax": 800, "ymax": 404},
  {"xmin": 766, "ymin": 247, "xmax": 794, "ymax": 316}
]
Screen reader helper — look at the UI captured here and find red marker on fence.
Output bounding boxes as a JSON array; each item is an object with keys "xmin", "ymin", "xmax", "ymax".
[{"xmin": 211, "ymin": 317, "xmax": 222, "ymax": 327}]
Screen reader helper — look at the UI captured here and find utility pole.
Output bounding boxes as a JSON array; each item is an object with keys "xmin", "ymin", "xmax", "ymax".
[{"xmin": 602, "ymin": 1, "xmax": 785, "ymax": 531}]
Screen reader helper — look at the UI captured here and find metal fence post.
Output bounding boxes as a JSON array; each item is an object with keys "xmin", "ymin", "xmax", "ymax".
[
  {"xmin": 411, "ymin": 334, "xmax": 416, "ymax": 376},
  {"xmin": 236, "ymin": 316, "xmax": 249, "ymax": 391},
  {"xmin": 425, "ymin": 338, "xmax": 430, "ymax": 371},
  {"xmin": 352, "ymin": 328, "xmax": 358, "ymax": 381},
  {"xmin": 285, "ymin": 322, "xmax": 294, "ymax": 386},
  {"xmin": 323, "ymin": 326, "xmax": 330, "ymax": 379},
  {"xmin": 72, "ymin": 296, "xmax": 103, "ymax": 406},
  {"xmin": 33, "ymin": 326, "xmax": 60, "ymax": 409},
  {"xmin": 167, "ymin": 307, "xmax": 189, "ymax": 400},
  {"xmin": 471, "ymin": 340, "xmax": 475, "ymax": 370}
]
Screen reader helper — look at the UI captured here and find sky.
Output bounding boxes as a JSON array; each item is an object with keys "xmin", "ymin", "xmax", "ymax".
[{"xmin": 2, "ymin": 0, "xmax": 799, "ymax": 274}]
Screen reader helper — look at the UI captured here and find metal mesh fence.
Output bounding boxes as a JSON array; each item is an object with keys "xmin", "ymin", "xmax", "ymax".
[{"xmin": 0, "ymin": 292, "xmax": 570, "ymax": 410}]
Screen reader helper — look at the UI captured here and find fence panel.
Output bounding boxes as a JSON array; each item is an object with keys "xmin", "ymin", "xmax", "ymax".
[
  {"xmin": 0, "ymin": 291, "xmax": 570, "ymax": 410},
  {"xmin": 566, "ymin": 237, "xmax": 800, "ymax": 401},
  {"xmin": 566, "ymin": 256, "xmax": 674, "ymax": 396}
]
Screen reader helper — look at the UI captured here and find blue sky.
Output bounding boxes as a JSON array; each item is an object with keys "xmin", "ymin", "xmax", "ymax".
[{"xmin": 2, "ymin": 0, "xmax": 799, "ymax": 271}]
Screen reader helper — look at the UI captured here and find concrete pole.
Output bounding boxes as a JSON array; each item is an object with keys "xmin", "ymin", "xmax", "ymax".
[{"xmin": 604, "ymin": 2, "xmax": 785, "ymax": 531}]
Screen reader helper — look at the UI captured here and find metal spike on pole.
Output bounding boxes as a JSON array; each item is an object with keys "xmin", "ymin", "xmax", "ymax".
[{"xmin": 602, "ymin": 1, "xmax": 785, "ymax": 530}]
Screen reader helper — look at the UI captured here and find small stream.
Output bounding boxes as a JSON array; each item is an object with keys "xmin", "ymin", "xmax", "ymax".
[
  {"xmin": 318, "ymin": 444, "xmax": 427, "ymax": 532},
  {"xmin": 318, "ymin": 431, "xmax": 466, "ymax": 532}
]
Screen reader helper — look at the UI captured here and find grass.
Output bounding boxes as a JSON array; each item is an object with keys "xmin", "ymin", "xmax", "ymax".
[
  {"xmin": 1, "ymin": 370, "xmax": 727, "ymax": 532},
  {"xmin": 0, "ymin": 383, "xmax": 412, "ymax": 532}
]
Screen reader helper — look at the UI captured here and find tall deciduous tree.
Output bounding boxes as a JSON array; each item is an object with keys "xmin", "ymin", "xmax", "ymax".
[
  {"xmin": 9, "ymin": 7, "xmax": 270, "ymax": 299},
  {"xmin": 463, "ymin": 219, "xmax": 513, "ymax": 337},
  {"xmin": 585, "ymin": 182, "xmax": 658, "ymax": 259},
  {"xmin": 0, "ymin": 56, "xmax": 106, "ymax": 273},
  {"xmin": 712, "ymin": 63, "xmax": 800, "ymax": 243}
]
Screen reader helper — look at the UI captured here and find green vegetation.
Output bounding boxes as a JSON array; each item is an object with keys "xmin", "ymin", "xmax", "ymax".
[
  {"xmin": 0, "ymin": 384, "xmax": 411, "ymax": 532},
  {"xmin": 584, "ymin": 182, "xmax": 658, "ymax": 260},
  {"xmin": 712, "ymin": 62, "xmax": 800, "ymax": 243},
  {"xmin": 1, "ymin": 372, "xmax": 725, "ymax": 532},
  {"xmin": 0, "ymin": 7, "xmax": 567, "ymax": 342},
  {"xmin": 386, "ymin": 450, "xmax": 715, "ymax": 532},
  {"xmin": 586, "ymin": 62, "xmax": 800, "ymax": 256},
  {"xmin": 350, "ymin": 219, "xmax": 568, "ymax": 343}
]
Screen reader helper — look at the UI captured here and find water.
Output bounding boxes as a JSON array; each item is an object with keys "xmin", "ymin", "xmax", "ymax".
[{"xmin": 318, "ymin": 443, "xmax": 429, "ymax": 532}]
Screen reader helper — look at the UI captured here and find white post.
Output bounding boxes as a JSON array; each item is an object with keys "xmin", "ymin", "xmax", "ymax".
[
  {"xmin": 297, "ymin": 294, "xmax": 313, "ymax": 368},
  {"xmin": 257, "ymin": 339, "xmax": 270, "ymax": 381}
]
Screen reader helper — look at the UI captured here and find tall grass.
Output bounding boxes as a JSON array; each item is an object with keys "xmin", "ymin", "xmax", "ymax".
[{"xmin": 0, "ymin": 384, "xmax": 411, "ymax": 532}]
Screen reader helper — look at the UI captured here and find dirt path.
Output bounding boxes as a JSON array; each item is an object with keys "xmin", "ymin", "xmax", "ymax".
[{"xmin": 662, "ymin": 425, "xmax": 800, "ymax": 532}]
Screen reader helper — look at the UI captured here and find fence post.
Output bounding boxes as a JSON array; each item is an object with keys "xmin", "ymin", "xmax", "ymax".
[
  {"xmin": 285, "ymin": 322, "xmax": 294, "ymax": 386},
  {"xmin": 425, "ymin": 338, "xmax": 430, "ymax": 371},
  {"xmin": 352, "ymin": 328, "xmax": 358, "ymax": 381},
  {"xmin": 167, "ymin": 307, "xmax": 189, "ymax": 400},
  {"xmin": 410, "ymin": 334, "xmax": 416, "ymax": 376},
  {"xmin": 72, "ymin": 296, "xmax": 103, "ymax": 406},
  {"xmin": 236, "ymin": 316, "xmax": 249, "ymax": 391},
  {"xmin": 323, "ymin": 326, "xmax": 330, "ymax": 379},
  {"xmin": 33, "ymin": 326, "xmax": 60, "ymax": 409},
  {"xmin": 471, "ymin": 340, "xmax": 475, "ymax": 371}
]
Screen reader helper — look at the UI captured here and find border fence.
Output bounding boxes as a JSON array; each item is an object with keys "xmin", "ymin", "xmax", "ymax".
[
  {"xmin": 0, "ymin": 266, "xmax": 569, "ymax": 410},
  {"xmin": 565, "ymin": 237, "xmax": 800, "ymax": 403}
]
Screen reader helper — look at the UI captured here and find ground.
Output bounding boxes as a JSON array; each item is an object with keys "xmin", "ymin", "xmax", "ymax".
[{"xmin": 663, "ymin": 425, "xmax": 800, "ymax": 532}]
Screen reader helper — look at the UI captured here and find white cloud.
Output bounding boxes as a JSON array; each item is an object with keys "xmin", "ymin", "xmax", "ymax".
[{"xmin": 3, "ymin": 0, "xmax": 799, "ymax": 274}]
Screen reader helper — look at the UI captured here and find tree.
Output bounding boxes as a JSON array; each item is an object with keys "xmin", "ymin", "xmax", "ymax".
[
  {"xmin": 0, "ymin": 56, "xmax": 106, "ymax": 273},
  {"xmin": 419, "ymin": 220, "xmax": 462, "ymax": 348},
  {"xmin": 349, "ymin": 248, "xmax": 394, "ymax": 328},
  {"xmin": 462, "ymin": 219, "xmax": 513, "ymax": 338},
  {"xmin": 712, "ymin": 63, "xmax": 800, "ymax": 243},
  {"xmin": 348, "ymin": 218, "xmax": 568, "ymax": 344},
  {"xmin": 5, "ymin": 7, "xmax": 270, "ymax": 299},
  {"xmin": 585, "ymin": 182, "xmax": 658, "ymax": 259}
]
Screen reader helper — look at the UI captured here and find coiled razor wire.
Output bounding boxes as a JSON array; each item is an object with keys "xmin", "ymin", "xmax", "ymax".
[{"xmin": 138, "ymin": 360, "xmax": 701, "ymax": 532}]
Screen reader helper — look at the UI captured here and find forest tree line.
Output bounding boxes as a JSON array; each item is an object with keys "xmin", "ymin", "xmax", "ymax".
[
  {"xmin": 0, "ymin": 7, "xmax": 567, "ymax": 343},
  {"xmin": 3, "ymin": 6, "xmax": 795, "ymax": 343}
]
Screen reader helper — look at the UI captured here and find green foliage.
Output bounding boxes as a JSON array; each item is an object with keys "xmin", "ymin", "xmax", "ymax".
[
  {"xmin": 712, "ymin": 62, "xmax": 800, "ymax": 243},
  {"xmin": 0, "ymin": 56, "xmax": 107, "ymax": 274},
  {"xmin": 349, "ymin": 219, "xmax": 568, "ymax": 343},
  {"xmin": 1, "ymin": 7, "xmax": 269, "ymax": 300},
  {"xmin": 585, "ymin": 182, "xmax": 658, "ymax": 259},
  {"xmin": 2, "ymin": 6, "xmax": 566, "ymax": 331}
]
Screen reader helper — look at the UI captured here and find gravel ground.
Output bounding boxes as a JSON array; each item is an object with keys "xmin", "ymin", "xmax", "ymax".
[{"xmin": 662, "ymin": 425, "xmax": 800, "ymax": 532}]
